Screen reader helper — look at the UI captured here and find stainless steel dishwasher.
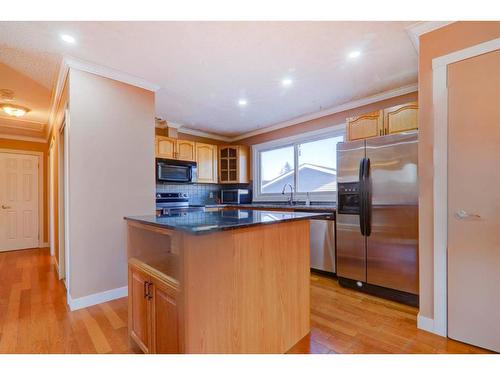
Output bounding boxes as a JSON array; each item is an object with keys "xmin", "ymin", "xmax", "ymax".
[{"xmin": 309, "ymin": 213, "xmax": 336, "ymax": 274}]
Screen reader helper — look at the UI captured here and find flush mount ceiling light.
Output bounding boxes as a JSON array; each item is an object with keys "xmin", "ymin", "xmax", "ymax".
[
  {"xmin": 281, "ymin": 78, "xmax": 293, "ymax": 87},
  {"xmin": 348, "ymin": 50, "xmax": 361, "ymax": 59},
  {"xmin": 60, "ymin": 34, "xmax": 76, "ymax": 44},
  {"xmin": 1, "ymin": 104, "xmax": 30, "ymax": 117},
  {"xmin": 0, "ymin": 89, "xmax": 15, "ymax": 102},
  {"xmin": 237, "ymin": 99, "xmax": 248, "ymax": 107}
]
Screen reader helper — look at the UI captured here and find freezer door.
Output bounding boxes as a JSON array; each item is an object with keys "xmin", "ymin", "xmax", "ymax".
[
  {"xmin": 336, "ymin": 139, "xmax": 366, "ymax": 281},
  {"xmin": 365, "ymin": 132, "xmax": 419, "ymax": 294}
]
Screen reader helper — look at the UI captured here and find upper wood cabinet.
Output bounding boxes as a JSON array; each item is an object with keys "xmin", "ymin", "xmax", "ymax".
[
  {"xmin": 346, "ymin": 102, "xmax": 418, "ymax": 141},
  {"xmin": 176, "ymin": 140, "xmax": 196, "ymax": 161},
  {"xmin": 346, "ymin": 111, "xmax": 383, "ymax": 141},
  {"xmin": 195, "ymin": 142, "xmax": 218, "ymax": 184},
  {"xmin": 155, "ymin": 136, "xmax": 195, "ymax": 161},
  {"xmin": 383, "ymin": 102, "xmax": 418, "ymax": 135},
  {"xmin": 219, "ymin": 145, "xmax": 249, "ymax": 184},
  {"xmin": 156, "ymin": 136, "xmax": 176, "ymax": 159},
  {"xmin": 128, "ymin": 260, "xmax": 180, "ymax": 354}
]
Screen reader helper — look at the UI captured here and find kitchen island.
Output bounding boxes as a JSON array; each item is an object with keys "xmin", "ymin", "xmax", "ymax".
[{"xmin": 125, "ymin": 208, "xmax": 326, "ymax": 354}]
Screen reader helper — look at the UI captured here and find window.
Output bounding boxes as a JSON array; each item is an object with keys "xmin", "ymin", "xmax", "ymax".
[
  {"xmin": 252, "ymin": 125, "xmax": 345, "ymax": 202},
  {"xmin": 260, "ymin": 146, "xmax": 294, "ymax": 194},
  {"xmin": 297, "ymin": 136, "xmax": 343, "ymax": 193}
]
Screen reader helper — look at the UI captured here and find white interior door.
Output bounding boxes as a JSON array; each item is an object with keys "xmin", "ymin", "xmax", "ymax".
[
  {"xmin": 0, "ymin": 152, "xmax": 39, "ymax": 252},
  {"xmin": 447, "ymin": 49, "xmax": 500, "ymax": 352}
]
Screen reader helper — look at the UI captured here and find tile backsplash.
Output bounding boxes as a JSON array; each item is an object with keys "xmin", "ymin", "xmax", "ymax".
[{"xmin": 156, "ymin": 182, "xmax": 251, "ymax": 205}]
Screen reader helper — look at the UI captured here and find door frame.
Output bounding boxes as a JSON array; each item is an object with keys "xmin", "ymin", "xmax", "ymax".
[
  {"xmin": 48, "ymin": 138, "xmax": 55, "ymax": 257},
  {"xmin": 430, "ymin": 37, "xmax": 500, "ymax": 337},
  {"xmin": 0, "ymin": 148, "xmax": 44, "ymax": 249}
]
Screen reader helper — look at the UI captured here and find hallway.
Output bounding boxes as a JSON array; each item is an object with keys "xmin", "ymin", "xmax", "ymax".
[{"xmin": 0, "ymin": 248, "xmax": 140, "ymax": 353}]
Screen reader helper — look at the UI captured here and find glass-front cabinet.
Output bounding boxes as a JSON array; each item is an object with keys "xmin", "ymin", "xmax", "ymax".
[{"xmin": 218, "ymin": 145, "xmax": 249, "ymax": 184}]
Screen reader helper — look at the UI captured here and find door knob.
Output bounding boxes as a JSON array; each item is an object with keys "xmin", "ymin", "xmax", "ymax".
[
  {"xmin": 1, "ymin": 205, "xmax": 12, "ymax": 209},
  {"xmin": 455, "ymin": 209, "xmax": 481, "ymax": 220}
]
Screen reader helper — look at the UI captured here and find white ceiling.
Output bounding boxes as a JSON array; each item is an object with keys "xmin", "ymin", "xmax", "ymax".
[{"xmin": 0, "ymin": 21, "xmax": 418, "ymax": 137}]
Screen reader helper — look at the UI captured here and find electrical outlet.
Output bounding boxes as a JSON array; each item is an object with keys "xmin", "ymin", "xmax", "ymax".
[{"xmin": 209, "ymin": 192, "xmax": 214, "ymax": 198}]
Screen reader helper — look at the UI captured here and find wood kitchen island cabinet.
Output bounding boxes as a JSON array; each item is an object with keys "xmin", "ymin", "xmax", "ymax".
[{"xmin": 125, "ymin": 209, "xmax": 324, "ymax": 353}]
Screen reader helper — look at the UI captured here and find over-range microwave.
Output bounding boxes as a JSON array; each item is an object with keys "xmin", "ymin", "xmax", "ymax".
[
  {"xmin": 220, "ymin": 189, "xmax": 251, "ymax": 204},
  {"xmin": 156, "ymin": 158, "xmax": 197, "ymax": 183}
]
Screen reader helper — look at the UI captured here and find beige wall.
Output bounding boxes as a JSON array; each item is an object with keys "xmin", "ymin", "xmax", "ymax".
[
  {"xmin": 68, "ymin": 69, "xmax": 155, "ymax": 300},
  {"xmin": 0, "ymin": 138, "xmax": 49, "ymax": 243},
  {"xmin": 418, "ymin": 21, "xmax": 500, "ymax": 319}
]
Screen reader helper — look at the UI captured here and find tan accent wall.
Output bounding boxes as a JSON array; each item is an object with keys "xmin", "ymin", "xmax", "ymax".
[
  {"xmin": 234, "ymin": 91, "xmax": 417, "ymax": 182},
  {"xmin": 236, "ymin": 92, "xmax": 417, "ymax": 147},
  {"xmin": 0, "ymin": 138, "xmax": 49, "ymax": 243},
  {"xmin": 418, "ymin": 21, "xmax": 500, "ymax": 319},
  {"xmin": 68, "ymin": 69, "xmax": 156, "ymax": 300}
]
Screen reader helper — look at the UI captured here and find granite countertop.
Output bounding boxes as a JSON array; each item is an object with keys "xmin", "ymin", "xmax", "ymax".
[
  {"xmin": 204, "ymin": 203, "xmax": 336, "ymax": 213},
  {"xmin": 125, "ymin": 208, "xmax": 329, "ymax": 235}
]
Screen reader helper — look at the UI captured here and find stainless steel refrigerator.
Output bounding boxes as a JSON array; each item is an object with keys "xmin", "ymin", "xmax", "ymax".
[{"xmin": 336, "ymin": 131, "xmax": 418, "ymax": 301}]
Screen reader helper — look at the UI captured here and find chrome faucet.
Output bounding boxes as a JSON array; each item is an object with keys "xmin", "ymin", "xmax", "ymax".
[{"xmin": 281, "ymin": 183, "xmax": 295, "ymax": 205}]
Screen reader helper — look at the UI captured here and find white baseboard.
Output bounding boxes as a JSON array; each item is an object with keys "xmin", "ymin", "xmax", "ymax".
[
  {"xmin": 68, "ymin": 286, "xmax": 128, "ymax": 311},
  {"xmin": 417, "ymin": 313, "xmax": 439, "ymax": 334},
  {"xmin": 40, "ymin": 242, "xmax": 49, "ymax": 248}
]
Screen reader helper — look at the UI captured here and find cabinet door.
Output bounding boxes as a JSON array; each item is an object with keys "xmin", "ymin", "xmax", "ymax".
[
  {"xmin": 196, "ymin": 143, "xmax": 218, "ymax": 183},
  {"xmin": 157, "ymin": 137, "xmax": 176, "ymax": 159},
  {"xmin": 176, "ymin": 140, "xmax": 196, "ymax": 161},
  {"xmin": 346, "ymin": 111, "xmax": 383, "ymax": 141},
  {"xmin": 128, "ymin": 264, "xmax": 151, "ymax": 353},
  {"xmin": 150, "ymin": 276, "xmax": 179, "ymax": 354},
  {"xmin": 383, "ymin": 102, "xmax": 418, "ymax": 135}
]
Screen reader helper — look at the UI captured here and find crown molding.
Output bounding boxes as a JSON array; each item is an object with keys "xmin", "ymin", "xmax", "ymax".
[
  {"xmin": 47, "ymin": 56, "xmax": 161, "ymax": 140},
  {"xmin": 178, "ymin": 126, "xmax": 232, "ymax": 142},
  {"xmin": 0, "ymin": 133, "xmax": 47, "ymax": 143},
  {"xmin": 63, "ymin": 56, "xmax": 161, "ymax": 92},
  {"xmin": 406, "ymin": 21, "xmax": 455, "ymax": 51},
  {"xmin": 0, "ymin": 116, "xmax": 46, "ymax": 132},
  {"xmin": 230, "ymin": 83, "xmax": 418, "ymax": 142},
  {"xmin": 47, "ymin": 58, "xmax": 70, "ymax": 140}
]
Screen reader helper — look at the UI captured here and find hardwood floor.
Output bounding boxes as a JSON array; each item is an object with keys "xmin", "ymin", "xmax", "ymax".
[
  {"xmin": 0, "ymin": 248, "xmax": 141, "ymax": 354},
  {"xmin": 0, "ymin": 248, "xmax": 491, "ymax": 354}
]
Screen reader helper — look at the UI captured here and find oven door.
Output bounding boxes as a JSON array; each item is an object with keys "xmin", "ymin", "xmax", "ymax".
[{"xmin": 157, "ymin": 162, "xmax": 192, "ymax": 183}]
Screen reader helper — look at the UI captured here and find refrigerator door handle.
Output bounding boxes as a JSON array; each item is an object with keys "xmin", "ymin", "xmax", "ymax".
[
  {"xmin": 365, "ymin": 158, "xmax": 372, "ymax": 236},
  {"xmin": 358, "ymin": 158, "xmax": 366, "ymax": 236}
]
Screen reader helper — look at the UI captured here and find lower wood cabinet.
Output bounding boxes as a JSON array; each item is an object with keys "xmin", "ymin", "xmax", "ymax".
[
  {"xmin": 128, "ymin": 264, "xmax": 151, "ymax": 353},
  {"xmin": 150, "ymin": 273, "xmax": 179, "ymax": 354},
  {"xmin": 128, "ymin": 260, "xmax": 180, "ymax": 354}
]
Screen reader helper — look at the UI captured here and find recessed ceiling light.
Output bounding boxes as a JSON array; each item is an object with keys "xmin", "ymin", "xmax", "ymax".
[
  {"xmin": 238, "ymin": 99, "xmax": 248, "ymax": 107},
  {"xmin": 348, "ymin": 50, "xmax": 361, "ymax": 59},
  {"xmin": 282, "ymin": 78, "xmax": 293, "ymax": 87},
  {"xmin": 60, "ymin": 34, "xmax": 76, "ymax": 44},
  {"xmin": 1, "ymin": 104, "xmax": 30, "ymax": 117}
]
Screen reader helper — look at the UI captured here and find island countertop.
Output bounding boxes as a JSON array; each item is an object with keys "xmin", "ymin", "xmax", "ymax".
[{"xmin": 125, "ymin": 208, "xmax": 328, "ymax": 235}]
